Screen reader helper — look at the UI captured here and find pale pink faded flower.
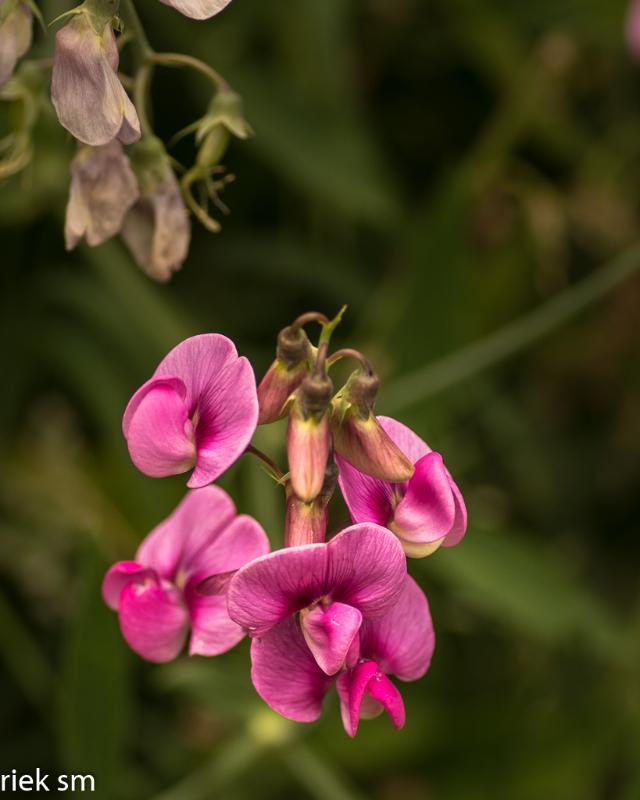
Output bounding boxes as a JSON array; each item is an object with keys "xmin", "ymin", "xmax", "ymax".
[
  {"xmin": 0, "ymin": 0, "xmax": 32, "ymax": 88},
  {"xmin": 123, "ymin": 334, "xmax": 258, "ymax": 487},
  {"xmin": 338, "ymin": 416, "xmax": 467, "ymax": 558},
  {"xmin": 121, "ymin": 163, "xmax": 190, "ymax": 282},
  {"xmin": 103, "ymin": 486, "xmax": 269, "ymax": 662},
  {"xmin": 249, "ymin": 575, "xmax": 434, "ymax": 736},
  {"xmin": 65, "ymin": 141, "xmax": 139, "ymax": 250},
  {"xmin": 160, "ymin": 0, "xmax": 231, "ymax": 22},
  {"xmin": 228, "ymin": 523, "xmax": 407, "ymax": 676},
  {"xmin": 51, "ymin": 12, "xmax": 140, "ymax": 146}
]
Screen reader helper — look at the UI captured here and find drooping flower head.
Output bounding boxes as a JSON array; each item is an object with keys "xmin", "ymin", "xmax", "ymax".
[
  {"xmin": 121, "ymin": 137, "xmax": 191, "ymax": 282},
  {"xmin": 51, "ymin": 11, "xmax": 140, "ymax": 146},
  {"xmin": 0, "ymin": 0, "xmax": 32, "ymax": 89},
  {"xmin": 227, "ymin": 523, "xmax": 407, "ymax": 676},
  {"xmin": 249, "ymin": 576, "xmax": 434, "ymax": 736},
  {"xmin": 65, "ymin": 141, "xmax": 139, "ymax": 250},
  {"xmin": 102, "ymin": 486, "xmax": 269, "ymax": 662},
  {"xmin": 338, "ymin": 416, "xmax": 467, "ymax": 558},
  {"xmin": 123, "ymin": 334, "xmax": 259, "ymax": 487}
]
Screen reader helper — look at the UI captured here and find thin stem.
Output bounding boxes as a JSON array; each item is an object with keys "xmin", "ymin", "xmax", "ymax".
[
  {"xmin": 312, "ymin": 342, "xmax": 328, "ymax": 376},
  {"xmin": 327, "ymin": 347, "xmax": 374, "ymax": 375},
  {"xmin": 133, "ymin": 64, "xmax": 153, "ymax": 136},
  {"xmin": 380, "ymin": 242, "xmax": 640, "ymax": 413},
  {"xmin": 318, "ymin": 304, "xmax": 347, "ymax": 346},
  {"xmin": 245, "ymin": 445, "xmax": 285, "ymax": 481},
  {"xmin": 289, "ymin": 311, "xmax": 330, "ymax": 332},
  {"xmin": 147, "ymin": 52, "xmax": 229, "ymax": 92},
  {"xmin": 120, "ymin": 0, "xmax": 152, "ymax": 57}
]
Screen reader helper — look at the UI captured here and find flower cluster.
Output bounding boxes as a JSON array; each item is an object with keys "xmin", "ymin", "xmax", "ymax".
[
  {"xmin": 1, "ymin": 0, "xmax": 248, "ymax": 279},
  {"xmin": 104, "ymin": 311, "xmax": 468, "ymax": 736}
]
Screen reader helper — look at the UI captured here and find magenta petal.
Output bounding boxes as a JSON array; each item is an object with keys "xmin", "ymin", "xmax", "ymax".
[
  {"xmin": 377, "ymin": 416, "xmax": 431, "ymax": 464},
  {"xmin": 136, "ymin": 485, "xmax": 236, "ymax": 580},
  {"xmin": 187, "ymin": 594, "xmax": 244, "ymax": 657},
  {"xmin": 393, "ymin": 452, "xmax": 456, "ymax": 545},
  {"xmin": 227, "ymin": 544, "xmax": 329, "ymax": 635},
  {"xmin": 364, "ymin": 672, "xmax": 405, "ymax": 730},
  {"xmin": 251, "ymin": 618, "xmax": 335, "ymax": 723},
  {"xmin": 336, "ymin": 661, "xmax": 378, "ymax": 737},
  {"xmin": 118, "ymin": 577, "xmax": 189, "ymax": 663},
  {"xmin": 300, "ymin": 602, "xmax": 362, "ymax": 676},
  {"xmin": 442, "ymin": 470, "xmax": 468, "ymax": 547},
  {"xmin": 102, "ymin": 561, "xmax": 154, "ymax": 610},
  {"xmin": 326, "ymin": 524, "xmax": 406, "ymax": 618},
  {"xmin": 124, "ymin": 376, "xmax": 196, "ymax": 479},
  {"xmin": 336, "ymin": 453, "xmax": 395, "ymax": 526},
  {"xmin": 360, "ymin": 576, "xmax": 435, "ymax": 681}
]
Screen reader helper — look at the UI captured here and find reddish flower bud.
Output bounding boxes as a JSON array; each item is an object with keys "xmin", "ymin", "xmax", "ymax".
[
  {"xmin": 284, "ymin": 460, "xmax": 338, "ymax": 547},
  {"xmin": 0, "ymin": 0, "xmax": 32, "ymax": 89},
  {"xmin": 258, "ymin": 326, "xmax": 311, "ymax": 424},
  {"xmin": 331, "ymin": 371, "xmax": 414, "ymax": 483},
  {"xmin": 287, "ymin": 372, "xmax": 333, "ymax": 502}
]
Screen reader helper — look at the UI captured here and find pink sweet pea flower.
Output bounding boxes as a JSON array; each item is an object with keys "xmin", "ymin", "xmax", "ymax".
[
  {"xmin": 123, "ymin": 334, "xmax": 258, "ymax": 487},
  {"xmin": 227, "ymin": 523, "xmax": 406, "ymax": 676},
  {"xmin": 337, "ymin": 416, "xmax": 467, "ymax": 558},
  {"xmin": 249, "ymin": 576, "xmax": 434, "ymax": 736},
  {"xmin": 102, "ymin": 486, "xmax": 269, "ymax": 662}
]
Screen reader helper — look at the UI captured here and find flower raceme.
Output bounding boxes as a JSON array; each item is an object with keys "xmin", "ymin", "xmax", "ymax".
[
  {"xmin": 109, "ymin": 314, "xmax": 467, "ymax": 736},
  {"xmin": 123, "ymin": 334, "xmax": 258, "ymax": 487},
  {"xmin": 102, "ymin": 486, "xmax": 269, "ymax": 662},
  {"xmin": 338, "ymin": 416, "xmax": 467, "ymax": 558}
]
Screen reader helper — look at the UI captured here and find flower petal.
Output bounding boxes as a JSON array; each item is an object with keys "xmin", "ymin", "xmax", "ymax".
[
  {"xmin": 300, "ymin": 601, "xmax": 362, "ymax": 676},
  {"xmin": 124, "ymin": 376, "xmax": 196, "ymax": 479},
  {"xmin": 326, "ymin": 524, "xmax": 407, "ymax": 618},
  {"xmin": 0, "ymin": 3, "xmax": 32, "ymax": 88},
  {"xmin": 442, "ymin": 469, "xmax": 468, "ymax": 547},
  {"xmin": 136, "ymin": 485, "xmax": 237, "ymax": 580},
  {"xmin": 337, "ymin": 662, "xmax": 405, "ymax": 737},
  {"xmin": 118, "ymin": 577, "xmax": 189, "ymax": 663},
  {"xmin": 360, "ymin": 576, "xmax": 435, "ymax": 681},
  {"xmin": 336, "ymin": 453, "xmax": 395, "ymax": 526},
  {"xmin": 227, "ymin": 523, "xmax": 406, "ymax": 635},
  {"xmin": 393, "ymin": 452, "xmax": 456, "ymax": 545},
  {"xmin": 158, "ymin": 0, "xmax": 232, "ymax": 21},
  {"xmin": 377, "ymin": 416, "xmax": 431, "ymax": 464},
  {"xmin": 250, "ymin": 618, "xmax": 334, "ymax": 722},
  {"xmin": 101, "ymin": 561, "xmax": 154, "ymax": 610},
  {"xmin": 186, "ymin": 594, "xmax": 244, "ymax": 657}
]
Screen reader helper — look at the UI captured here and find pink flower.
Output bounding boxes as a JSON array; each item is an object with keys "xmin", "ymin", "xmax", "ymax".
[
  {"xmin": 102, "ymin": 486, "xmax": 269, "ymax": 662},
  {"xmin": 123, "ymin": 334, "xmax": 258, "ymax": 487},
  {"xmin": 338, "ymin": 416, "xmax": 467, "ymax": 558},
  {"xmin": 227, "ymin": 523, "xmax": 406, "ymax": 676},
  {"xmin": 0, "ymin": 0, "xmax": 32, "ymax": 89},
  {"xmin": 51, "ymin": 13, "xmax": 140, "ymax": 147},
  {"xmin": 249, "ymin": 576, "xmax": 434, "ymax": 736}
]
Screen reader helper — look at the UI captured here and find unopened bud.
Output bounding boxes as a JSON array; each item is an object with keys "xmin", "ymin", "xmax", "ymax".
[
  {"xmin": 332, "ymin": 371, "xmax": 414, "ymax": 482},
  {"xmin": 287, "ymin": 373, "xmax": 333, "ymax": 502},
  {"xmin": 284, "ymin": 460, "xmax": 338, "ymax": 546},
  {"xmin": 257, "ymin": 326, "xmax": 311, "ymax": 424}
]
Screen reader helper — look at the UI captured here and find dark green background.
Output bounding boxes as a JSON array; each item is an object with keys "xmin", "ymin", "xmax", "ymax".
[{"xmin": 1, "ymin": 1, "xmax": 639, "ymax": 798}]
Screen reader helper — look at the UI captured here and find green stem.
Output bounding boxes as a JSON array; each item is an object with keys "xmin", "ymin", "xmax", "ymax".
[
  {"xmin": 147, "ymin": 52, "xmax": 229, "ymax": 92},
  {"xmin": 381, "ymin": 242, "xmax": 640, "ymax": 412},
  {"xmin": 245, "ymin": 444, "xmax": 285, "ymax": 482},
  {"xmin": 318, "ymin": 304, "xmax": 347, "ymax": 347},
  {"xmin": 120, "ymin": 0, "xmax": 154, "ymax": 135},
  {"xmin": 120, "ymin": 0, "xmax": 152, "ymax": 58}
]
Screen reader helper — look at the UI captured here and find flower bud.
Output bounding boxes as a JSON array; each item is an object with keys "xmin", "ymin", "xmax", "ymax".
[
  {"xmin": 287, "ymin": 372, "xmax": 333, "ymax": 502},
  {"xmin": 258, "ymin": 326, "xmax": 311, "ymax": 424},
  {"xmin": 65, "ymin": 141, "xmax": 139, "ymax": 250},
  {"xmin": 332, "ymin": 371, "xmax": 414, "ymax": 482},
  {"xmin": 0, "ymin": 0, "xmax": 32, "ymax": 89},
  {"xmin": 121, "ymin": 136, "xmax": 191, "ymax": 282},
  {"xmin": 51, "ymin": 10, "xmax": 140, "ymax": 146},
  {"xmin": 284, "ymin": 460, "xmax": 338, "ymax": 546}
]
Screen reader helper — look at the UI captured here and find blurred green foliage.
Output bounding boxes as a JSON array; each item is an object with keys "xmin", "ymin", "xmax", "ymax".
[{"xmin": 1, "ymin": 1, "xmax": 640, "ymax": 798}]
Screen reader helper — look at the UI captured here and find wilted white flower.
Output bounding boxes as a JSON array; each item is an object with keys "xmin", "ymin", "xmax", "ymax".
[{"xmin": 65, "ymin": 141, "xmax": 140, "ymax": 250}]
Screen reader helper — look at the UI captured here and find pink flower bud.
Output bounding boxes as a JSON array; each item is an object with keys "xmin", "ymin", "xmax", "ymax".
[
  {"xmin": 258, "ymin": 326, "xmax": 311, "ymax": 424},
  {"xmin": 65, "ymin": 141, "xmax": 140, "ymax": 250},
  {"xmin": 121, "ymin": 138, "xmax": 191, "ymax": 282},
  {"xmin": 331, "ymin": 371, "xmax": 414, "ymax": 482},
  {"xmin": 0, "ymin": 0, "xmax": 32, "ymax": 89},
  {"xmin": 287, "ymin": 372, "xmax": 333, "ymax": 502},
  {"xmin": 51, "ymin": 12, "xmax": 140, "ymax": 146},
  {"xmin": 284, "ymin": 461, "xmax": 338, "ymax": 546}
]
